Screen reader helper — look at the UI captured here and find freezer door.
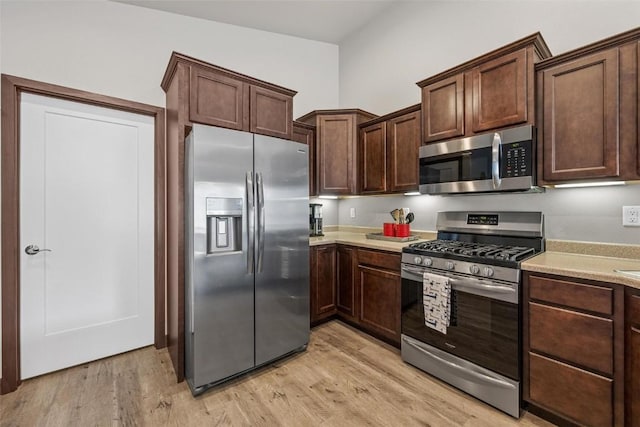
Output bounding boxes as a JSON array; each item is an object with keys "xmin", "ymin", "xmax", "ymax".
[
  {"xmin": 254, "ymin": 135, "xmax": 310, "ymax": 366},
  {"xmin": 185, "ymin": 125, "xmax": 255, "ymax": 391}
]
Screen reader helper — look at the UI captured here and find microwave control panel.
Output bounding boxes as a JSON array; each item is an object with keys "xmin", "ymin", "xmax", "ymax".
[{"xmin": 500, "ymin": 140, "xmax": 532, "ymax": 177}]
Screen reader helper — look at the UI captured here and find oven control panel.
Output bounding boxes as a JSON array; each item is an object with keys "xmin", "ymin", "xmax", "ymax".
[{"xmin": 401, "ymin": 253, "xmax": 519, "ymax": 284}]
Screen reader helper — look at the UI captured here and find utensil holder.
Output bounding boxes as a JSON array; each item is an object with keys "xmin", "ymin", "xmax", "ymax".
[
  {"xmin": 383, "ymin": 223, "xmax": 396, "ymax": 237},
  {"xmin": 396, "ymin": 224, "xmax": 410, "ymax": 237}
]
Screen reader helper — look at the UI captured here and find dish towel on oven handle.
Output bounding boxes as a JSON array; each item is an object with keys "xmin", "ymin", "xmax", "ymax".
[{"xmin": 423, "ymin": 272, "xmax": 451, "ymax": 334}]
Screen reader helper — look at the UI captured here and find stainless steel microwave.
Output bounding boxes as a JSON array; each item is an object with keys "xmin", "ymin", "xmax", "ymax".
[{"xmin": 419, "ymin": 125, "xmax": 536, "ymax": 195}]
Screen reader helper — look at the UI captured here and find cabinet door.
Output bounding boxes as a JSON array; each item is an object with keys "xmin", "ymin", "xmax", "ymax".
[
  {"xmin": 541, "ymin": 49, "xmax": 620, "ymax": 181},
  {"xmin": 359, "ymin": 122, "xmax": 387, "ymax": 194},
  {"xmin": 471, "ymin": 48, "xmax": 527, "ymax": 132},
  {"xmin": 310, "ymin": 245, "xmax": 336, "ymax": 324},
  {"xmin": 190, "ymin": 66, "xmax": 248, "ymax": 130},
  {"xmin": 317, "ymin": 114, "xmax": 356, "ymax": 194},
  {"xmin": 336, "ymin": 246, "xmax": 357, "ymax": 322},
  {"xmin": 529, "ymin": 352, "xmax": 613, "ymax": 427},
  {"xmin": 250, "ymin": 85, "xmax": 292, "ymax": 139},
  {"xmin": 292, "ymin": 123, "xmax": 316, "ymax": 196},
  {"xmin": 422, "ymin": 74, "xmax": 464, "ymax": 143},
  {"xmin": 627, "ymin": 293, "xmax": 640, "ymax": 426},
  {"xmin": 387, "ymin": 110, "xmax": 420, "ymax": 192},
  {"xmin": 358, "ymin": 265, "xmax": 400, "ymax": 344}
]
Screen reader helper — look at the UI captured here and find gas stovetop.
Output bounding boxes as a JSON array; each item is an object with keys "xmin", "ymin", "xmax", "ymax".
[
  {"xmin": 401, "ymin": 211, "xmax": 544, "ymax": 276},
  {"xmin": 406, "ymin": 240, "xmax": 537, "ymax": 262}
]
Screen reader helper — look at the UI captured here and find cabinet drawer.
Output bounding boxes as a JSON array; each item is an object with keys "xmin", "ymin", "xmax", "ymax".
[
  {"xmin": 528, "ymin": 275, "xmax": 612, "ymax": 315},
  {"xmin": 529, "ymin": 352, "xmax": 612, "ymax": 427},
  {"xmin": 529, "ymin": 302, "xmax": 612, "ymax": 374},
  {"xmin": 357, "ymin": 249, "xmax": 400, "ymax": 271}
]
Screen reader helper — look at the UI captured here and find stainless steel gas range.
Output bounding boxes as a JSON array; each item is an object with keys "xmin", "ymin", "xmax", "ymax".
[{"xmin": 400, "ymin": 211, "xmax": 544, "ymax": 418}]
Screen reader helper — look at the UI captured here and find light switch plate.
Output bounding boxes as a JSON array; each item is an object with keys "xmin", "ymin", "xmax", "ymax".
[
  {"xmin": 350, "ymin": 207, "xmax": 356, "ymax": 218},
  {"xmin": 623, "ymin": 206, "xmax": 640, "ymax": 226}
]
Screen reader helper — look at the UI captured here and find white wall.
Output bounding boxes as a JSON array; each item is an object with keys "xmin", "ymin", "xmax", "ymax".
[
  {"xmin": 340, "ymin": 1, "xmax": 640, "ymax": 114},
  {"xmin": 337, "ymin": 0, "xmax": 640, "ymax": 246},
  {"xmin": 0, "ymin": 0, "xmax": 340, "ymax": 383},
  {"xmin": 0, "ymin": 0, "xmax": 339, "ymax": 116},
  {"xmin": 338, "ymin": 186, "xmax": 640, "ymax": 245}
]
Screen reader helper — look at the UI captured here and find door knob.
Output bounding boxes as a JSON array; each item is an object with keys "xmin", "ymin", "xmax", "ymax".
[{"xmin": 24, "ymin": 245, "xmax": 52, "ymax": 255}]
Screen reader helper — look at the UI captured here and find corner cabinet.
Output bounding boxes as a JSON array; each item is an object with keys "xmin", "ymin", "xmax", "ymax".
[
  {"xmin": 292, "ymin": 121, "xmax": 317, "ymax": 196},
  {"xmin": 336, "ymin": 245, "xmax": 358, "ymax": 323},
  {"xmin": 523, "ymin": 272, "xmax": 625, "ymax": 427},
  {"xmin": 296, "ymin": 109, "xmax": 377, "ymax": 195},
  {"xmin": 310, "ymin": 245, "xmax": 337, "ymax": 325},
  {"xmin": 626, "ymin": 288, "xmax": 640, "ymax": 427},
  {"xmin": 417, "ymin": 33, "xmax": 551, "ymax": 144},
  {"xmin": 310, "ymin": 244, "xmax": 402, "ymax": 348},
  {"xmin": 536, "ymin": 28, "xmax": 640, "ymax": 184},
  {"xmin": 161, "ymin": 52, "xmax": 297, "ymax": 381},
  {"xmin": 359, "ymin": 104, "xmax": 421, "ymax": 195}
]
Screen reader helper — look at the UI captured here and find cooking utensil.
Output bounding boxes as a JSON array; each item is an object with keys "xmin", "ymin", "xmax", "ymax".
[
  {"xmin": 390, "ymin": 209, "xmax": 400, "ymax": 223},
  {"xmin": 406, "ymin": 212, "xmax": 415, "ymax": 224}
]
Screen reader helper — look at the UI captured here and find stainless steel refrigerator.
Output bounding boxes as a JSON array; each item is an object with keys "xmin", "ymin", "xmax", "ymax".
[{"xmin": 184, "ymin": 124, "xmax": 310, "ymax": 395}]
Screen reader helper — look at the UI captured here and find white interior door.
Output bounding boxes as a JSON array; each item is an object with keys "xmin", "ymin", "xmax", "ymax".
[{"xmin": 20, "ymin": 93, "xmax": 155, "ymax": 379}]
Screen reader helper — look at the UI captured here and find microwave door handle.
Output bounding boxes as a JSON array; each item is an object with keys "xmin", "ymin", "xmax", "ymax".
[{"xmin": 491, "ymin": 132, "xmax": 502, "ymax": 189}]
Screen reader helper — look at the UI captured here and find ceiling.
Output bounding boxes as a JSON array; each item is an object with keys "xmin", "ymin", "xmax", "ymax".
[{"xmin": 115, "ymin": 0, "xmax": 397, "ymax": 44}]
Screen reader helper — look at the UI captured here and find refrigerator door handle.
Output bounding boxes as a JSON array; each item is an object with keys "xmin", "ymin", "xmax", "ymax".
[
  {"xmin": 256, "ymin": 172, "xmax": 265, "ymax": 273},
  {"xmin": 246, "ymin": 171, "xmax": 255, "ymax": 274}
]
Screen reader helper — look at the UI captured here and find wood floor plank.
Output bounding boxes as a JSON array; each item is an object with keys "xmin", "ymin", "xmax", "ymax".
[{"xmin": 0, "ymin": 320, "xmax": 553, "ymax": 426}]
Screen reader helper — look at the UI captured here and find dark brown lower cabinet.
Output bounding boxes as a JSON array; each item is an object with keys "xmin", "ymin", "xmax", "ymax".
[
  {"xmin": 524, "ymin": 272, "xmax": 624, "ymax": 427},
  {"xmin": 336, "ymin": 246, "xmax": 358, "ymax": 323},
  {"xmin": 357, "ymin": 249, "xmax": 401, "ymax": 346},
  {"xmin": 310, "ymin": 245, "xmax": 337, "ymax": 324},
  {"xmin": 626, "ymin": 289, "xmax": 640, "ymax": 427},
  {"xmin": 309, "ymin": 244, "xmax": 402, "ymax": 348}
]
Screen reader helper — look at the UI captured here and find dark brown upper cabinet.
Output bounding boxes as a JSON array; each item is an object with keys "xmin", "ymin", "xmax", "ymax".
[
  {"xmin": 471, "ymin": 49, "xmax": 527, "ymax": 132},
  {"xmin": 387, "ymin": 107, "xmax": 421, "ymax": 193},
  {"xmin": 163, "ymin": 52, "xmax": 295, "ymax": 140},
  {"xmin": 417, "ymin": 33, "xmax": 551, "ymax": 144},
  {"xmin": 358, "ymin": 104, "xmax": 421, "ymax": 195},
  {"xmin": 292, "ymin": 121, "xmax": 317, "ymax": 196},
  {"xmin": 359, "ymin": 121, "xmax": 387, "ymax": 194},
  {"xmin": 422, "ymin": 74, "xmax": 464, "ymax": 143},
  {"xmin": 297, "ymin": 109, "xmax": 377, "ymax": 195},
  {"xmin": 536, "ymin": 28, "xmax": 640, "ymax": 185}
]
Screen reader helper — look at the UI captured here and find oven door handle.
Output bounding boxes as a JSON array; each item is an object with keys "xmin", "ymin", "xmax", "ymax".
[
  {"xmin": 402, "ymin": 336, "xmax": 517, "ymax": 390},
  {"xmin": 401, "ymin": 265, "xmax": 427, "ymax": 278},
  {"xmin": 401, "ymin": 266, "xmax": 514, "ymax": 294},
  {"xmin": 451, "ymin": 279, "xmax": 515, "ymax": 294}
]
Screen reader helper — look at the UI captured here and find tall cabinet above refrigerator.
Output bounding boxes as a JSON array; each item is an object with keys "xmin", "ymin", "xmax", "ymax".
[{"xmin": 184, "ymin": 124, "xmax": 310, "ymax": 395}]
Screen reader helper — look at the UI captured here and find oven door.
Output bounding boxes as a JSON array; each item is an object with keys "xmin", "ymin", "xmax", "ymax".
[{"xmin": 401, "ymin": 263, "xmax": 520, "ymax": 380}]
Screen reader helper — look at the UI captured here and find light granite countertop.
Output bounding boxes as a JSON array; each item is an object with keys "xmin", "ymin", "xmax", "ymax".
[
  {"xmin": 522, "ymin": 251, "xmax": 640, "ymax": 290},
  {"xmin": 310, "ymin": 227, "xmax": 640, "ymax": 290},
  {"xmin": 309, "ymin": 227, "xmax": 437, "ymax": 253}
]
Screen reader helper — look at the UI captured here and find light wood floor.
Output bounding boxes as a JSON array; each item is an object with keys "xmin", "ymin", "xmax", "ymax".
[{"xmin": 0, "ymin": 321, "xmax": 554, "ymax": 426}]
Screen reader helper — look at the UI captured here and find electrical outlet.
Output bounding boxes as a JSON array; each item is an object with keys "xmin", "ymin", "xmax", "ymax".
[
  {"xmin": 350, "ymin": 207, "xmax": 356, "ymax": 218},
  {"xmin": 623, "ymin": 206, "xmax": 640, "ymax": 226}
]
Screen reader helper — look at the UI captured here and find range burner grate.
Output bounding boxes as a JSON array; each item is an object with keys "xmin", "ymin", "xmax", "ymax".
[{"xmin": 408, "ymin": 239, "xmax": 536, "ymax": 262}]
